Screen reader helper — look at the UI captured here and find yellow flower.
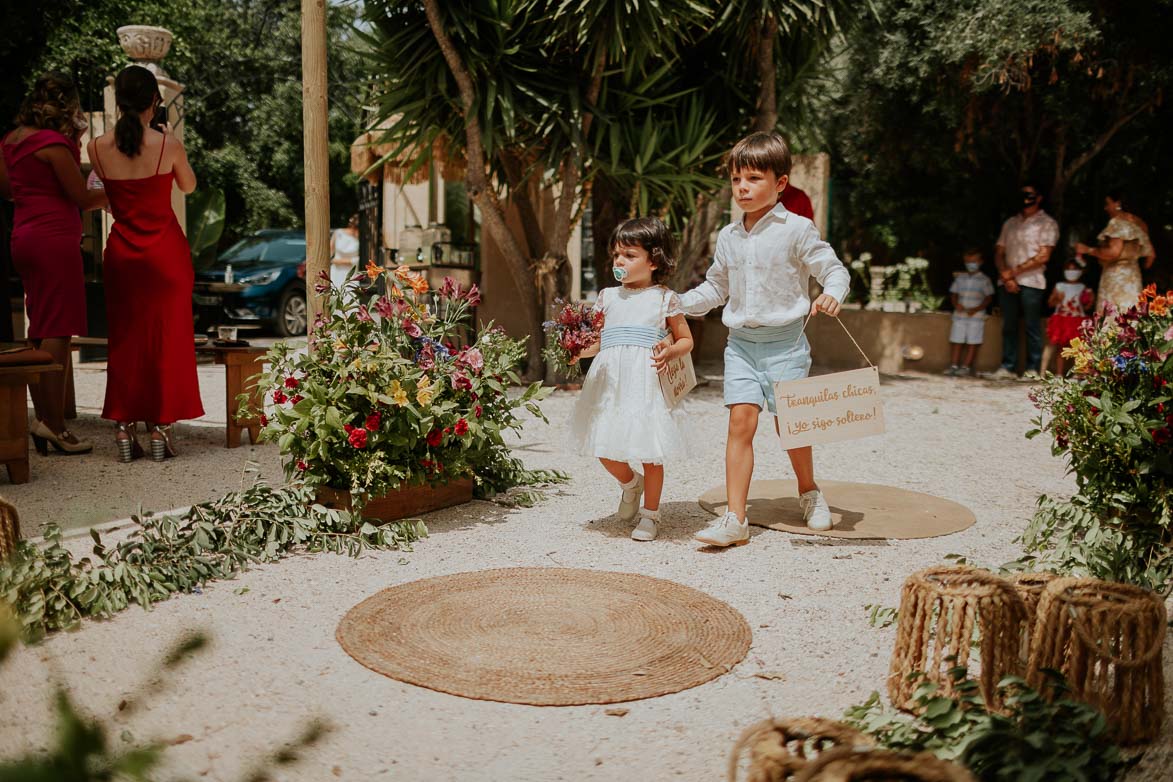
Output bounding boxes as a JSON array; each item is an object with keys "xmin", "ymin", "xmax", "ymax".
[
  {"xmin": 409, "ymin": 274, "xmax": 429, "ymax": 296},
  {"xmin": 1061, "ymin": 337, "xmax": 1091, "ymax": 374},
  {"xmin": 416, "ymin": 375, "xmax": 434, "ymax": 407},
  {"xmin": 333, "ymin": 339, "xmax": 347, "ymax": 352},
  {"xmin": 1151, "ymin": 295, "xmax": 1168, "ymax": 316},
  {"xmin": 389, "ymin": 380, "xmax": 409, "ymax": 407}
]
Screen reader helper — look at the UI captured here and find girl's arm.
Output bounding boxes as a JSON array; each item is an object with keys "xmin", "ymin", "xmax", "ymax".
[
  {"xmin": 37, "ymin": 145, "xmax": 106, "ymax": 210},
  {"xmin": 168, "ymin": 136, "xmax": 197, "ymax": 194},
  {"xmin": 1047, "ymin": 287, "xmax": 1062, "ymax": 308},
  {"xmin": 651, "ymin": 314, "xmax": 693, "ymax": 374}
]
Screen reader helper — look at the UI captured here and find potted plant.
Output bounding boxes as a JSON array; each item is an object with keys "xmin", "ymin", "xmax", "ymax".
[
  {"xmin": 251, "ymin": 262, "xmax": 552, "ymax": 521},
  {"xmin": 1027, "ymin": 284, "xmax": 1173, "ymax": 593}
]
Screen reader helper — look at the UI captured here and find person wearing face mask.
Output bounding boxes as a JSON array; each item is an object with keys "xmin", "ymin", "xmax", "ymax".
[
  {"xmin": 944, "ymin": 248, "xmax": 995, "ymax": 377},
  {"xmin": 989, "ymin": 184, "xmax": 1058, "ymax": 382},
  {"xmin": 1043, "ymin": 259, "xmax": 1095, "ymax": 375},
  {"xmin": 1074, "ymin": 189, "xmax": 1152, "ymax": 314}
]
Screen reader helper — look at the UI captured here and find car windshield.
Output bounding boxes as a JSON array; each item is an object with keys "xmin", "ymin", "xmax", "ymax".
[{"xmin": 220, "ymin": 235, "xmax": 306, "ymax": 263}]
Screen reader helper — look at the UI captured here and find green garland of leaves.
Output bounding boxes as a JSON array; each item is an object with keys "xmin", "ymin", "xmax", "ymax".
[
  {"xmin": 845, "ymin": 669, "xmax": 1124, "ymax": 781},
  {"xmin": 0, "ymin": 483, "xmax": 425, "ymax": 642}
]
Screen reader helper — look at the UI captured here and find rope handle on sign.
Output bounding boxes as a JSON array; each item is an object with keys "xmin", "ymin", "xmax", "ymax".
[{"xmin": 792, "ymin": 308, "xmax": 875, "ymax": 369}]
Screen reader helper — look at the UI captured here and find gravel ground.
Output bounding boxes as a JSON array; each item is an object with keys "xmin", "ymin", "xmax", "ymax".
[{"xmin": 0, "ymin": 358, "xmax": 1169, "ymax": 780}]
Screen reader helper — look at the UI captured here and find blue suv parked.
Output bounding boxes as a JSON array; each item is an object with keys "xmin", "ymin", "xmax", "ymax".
[{"xmin": 193, "ymin": 230, "xmax": 308, "ymax": 337}]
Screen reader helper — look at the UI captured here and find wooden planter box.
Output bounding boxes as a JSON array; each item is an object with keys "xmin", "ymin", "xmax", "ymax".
[{"xmin": 316, "ymin": 478, "xmax": 474, "ymax": 522}]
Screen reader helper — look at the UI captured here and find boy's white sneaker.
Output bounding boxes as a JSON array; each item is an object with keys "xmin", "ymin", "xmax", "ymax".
[
  {"xmin": 799, "ymin": 489, "xmax": 833, "ymax": 532},
  {"xmin": 631, "ymin": 508, "xmax": 659, "ymax": 542},
  {"xmin": 617, "ymin": 474, "xmax": 644, "ymax": 522},
  {"xmin": 694, "ymin": 512, "xmax": 750, "ymax": 547}
]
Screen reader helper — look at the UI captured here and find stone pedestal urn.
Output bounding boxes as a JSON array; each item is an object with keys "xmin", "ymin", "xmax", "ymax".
[{"xmin": 117, "ymin": 25, "xmax": 173, "ymax": 64}]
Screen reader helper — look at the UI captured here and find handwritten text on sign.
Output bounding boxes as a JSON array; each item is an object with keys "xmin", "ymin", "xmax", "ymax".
[
  {"xmin": 658, "ymin": 334, "xmax": 697, "ymax": 409},
  {"xmin": 774, "ymin": 366, "xmax": 885, "ymax": 448}
]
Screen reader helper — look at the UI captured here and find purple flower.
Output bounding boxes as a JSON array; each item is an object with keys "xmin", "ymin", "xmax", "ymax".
[{"xmin": 356, "ymin": 305, "xmax": 373, "ymax": 323}]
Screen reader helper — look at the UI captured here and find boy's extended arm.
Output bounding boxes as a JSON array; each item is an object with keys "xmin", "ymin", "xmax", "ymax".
[
  {"xmin": 801, "ymin": 224, "xmax": 850, "ymax": 302},
  {"xmin": 677, "ymin": 235, "xmax": 730, "ymax": 316}
]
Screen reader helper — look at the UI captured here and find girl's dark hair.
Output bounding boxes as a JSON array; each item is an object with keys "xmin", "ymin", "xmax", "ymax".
[
  {"xmin": 114, "ymin": 65, "xmax": 160, "ymax": 158},
  {"xmin": 15, "ymin": 72, "xmax": 82, "ymax": 140},
  {"xmin": 609, "ymin": 217, "xmax": 677, "ymax": 284},
  {"xmin": 1105, "ymin": 187, "xmax": 1127, "ymax": 208}
]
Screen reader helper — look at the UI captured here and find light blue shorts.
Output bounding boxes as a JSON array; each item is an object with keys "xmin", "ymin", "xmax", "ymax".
[{"xmin": 724, "ymin": 321, "xmax": 811, "ymax": 415}]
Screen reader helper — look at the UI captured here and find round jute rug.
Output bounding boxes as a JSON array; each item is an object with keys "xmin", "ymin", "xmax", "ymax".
[
  {"xmin": 336, "ymin": 567, "xmax": 752, "ymax": 706},
  {"xmin": 699, "ymin": 480, "xmax": 975, "ymax": 540}
]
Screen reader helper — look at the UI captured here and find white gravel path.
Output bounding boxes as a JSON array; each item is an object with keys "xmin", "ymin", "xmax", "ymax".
[{"xmin": 0, "ymin": 358, "xmax": 1169, "ymax": 780}]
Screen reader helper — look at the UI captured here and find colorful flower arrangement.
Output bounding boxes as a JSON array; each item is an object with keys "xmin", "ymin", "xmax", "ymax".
[
  {"xmin": 252, "ymin": 261, "xmax": 551, "ymax": 510},
  {"xmin": 542, "ymin": 299, "xmax": 604, "ymax": 377},
  {"xmin": 1026, "ymin": 284, "xmax": 1173, "ymax": 592}
]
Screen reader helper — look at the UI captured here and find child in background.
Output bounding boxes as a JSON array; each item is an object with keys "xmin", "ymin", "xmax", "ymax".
[
  {"xmin": 945, "ymin": 248, "xmax": 995, "ymax": 377},
  {"xmin": 569, "ymin": 217, "xmax": 693, "ymax": 542},
  {"xmin": 1043, "ymin": 259, "xmax": 1094, "ymax": 375}
]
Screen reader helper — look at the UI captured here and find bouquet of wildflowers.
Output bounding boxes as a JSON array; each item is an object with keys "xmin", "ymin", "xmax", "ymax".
[
  {"xmin": 1026, "ymin": 284, "xmax": 1173, "ymax": 591},
  {"xmin": 250, "ymin": 260, "xmax": 551, "ymax": 511},
  {"xmin": 542, "ymin": 299, "xmax": 604, "ymax": 377}
]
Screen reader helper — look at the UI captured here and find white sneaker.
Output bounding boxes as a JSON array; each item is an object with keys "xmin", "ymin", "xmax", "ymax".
[
  {"xmin": 694, "ymin": 512, "xmax": 750, "ymax": 547},
  {"xmin": 799, "ymin": 489, "xmax": 833, "ymax": 532},
  {"xmin": 985, "ymin": 367, "xmax": 1016, "ymax": 381},
  {"xmin": 631, "ymin": 508, "xmax": 658, "ymax": 542},
  {"xmin": 617, "ymin": 474, "xmax": 644, "ymax": 522}
]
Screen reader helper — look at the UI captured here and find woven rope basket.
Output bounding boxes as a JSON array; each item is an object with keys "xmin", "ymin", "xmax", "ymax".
[
  {"xmin": 1027, "ymin": 577, "xmax": 1166, "ymax": 744},
  {"xmin": 727, "ymin": 717, "xmax": 873, "ymax": 782},
  {"xmin": 1010, "ymin": 571, "xmax": 1061, "ymax": 663},
  {"xmin": 0, "ymin": 496, "xmax": 19, "ymax": 560},
  {"xmin": 888, "ymin": 565, "xmax": 1028, "ymax": 711},
  {"xmin": 793, "ymin": 748, "xmax": 977, "ymax": 782}
]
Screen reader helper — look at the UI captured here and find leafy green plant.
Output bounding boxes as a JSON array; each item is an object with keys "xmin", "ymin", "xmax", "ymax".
[
  {"xmin": 1025, "ymin": 285, "xmax": 1173, "ymax": 593},
  {"xmin": 185, "ymin": 186, "xmax": 226, "ymax": 270},
  {"xmin": 253, "ymin": 265, "xmax": 553, "ymax": 511},
  {"xmin": 0, "ymin": 616, "xmax": 329, "ymax": 781},
  {"xmin": 845, "ymin": 669, "xmax": 1124, "ymax": 781},
  {"xmin": 0, "ymin": 483, "xmax": 424, "ymax": 642}
]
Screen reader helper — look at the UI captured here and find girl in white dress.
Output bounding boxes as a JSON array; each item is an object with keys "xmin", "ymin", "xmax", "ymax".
[
  {"xmin": 569, "ymin": 217, "xmax": 693, "ymax": 541},
  {"xmin": 330, "ymin": 214, "xmax": 361, "ymax": 290}
]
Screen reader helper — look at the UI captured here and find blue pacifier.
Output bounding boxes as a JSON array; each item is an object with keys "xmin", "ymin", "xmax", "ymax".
[{"xmin": 612, "ymin": 267, "xmax": 628, "ymax": 282}]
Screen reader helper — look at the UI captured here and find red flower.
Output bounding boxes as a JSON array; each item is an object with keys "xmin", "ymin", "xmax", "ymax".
[
  {"xmin": 284, "ymin": 376, "xmax": 300, "ymax": 389},
  {"xmin": 465, "ymin": 284, "xmax": 482, "ymax": 307},
  {"xmin": 403, "ymin": 318, "xmax": 423, "ymax": 339},
  {"xmin": 348, "ymin": 427, "xmax": 368, "ymax": 448},
  {"xmin": 296, "ymin": 459, "xmax": 308, "ymax": 471},
  {"xmin": 272, "ymin": 389, "xmax": 287, "ymax": 404},
  {"xmin": 426, "ymin": 428, "xmax": 443, "ymax": 447},
  {"xmin": 365, "ymin": 412, "xmax": 381, "ymax": 431},
  {"xmin": 356, "ymin": 305, "xmax": 373, "ymax": 323},
  {"xmin": 451, "ymin": 370, "xmax": 473, "ymax": 391},
  {"xmin": 454, "ymin": 418, "xmax": 469, "ymax": 436},
  {"xmin": 290, "ymin": 394, "xmax": 304, "ymax": 405},
  {"xmin": 474, "ymin": 404, "xmax": 483, "ymax": 418},
  {"xmin": 260, "ymin": 413, "xmax": 269, "ymax": 427}
]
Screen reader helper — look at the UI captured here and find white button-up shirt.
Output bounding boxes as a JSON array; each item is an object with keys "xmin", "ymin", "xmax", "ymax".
[
  {"xmin": 996, "ymin": 210, "xmax": 1059, "ymax": 290},
  {"xmin": 679, "ymin": 203, "xmax": 850, "ymax": 328}
]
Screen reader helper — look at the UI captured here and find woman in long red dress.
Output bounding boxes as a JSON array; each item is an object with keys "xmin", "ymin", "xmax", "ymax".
[
  {"xmin": 0, "ymin": 72, "xmax": 106, "ymax": 455},
  {"xmin": 87, "ymin": 65, "xmax": 203, "ymax": 461}
]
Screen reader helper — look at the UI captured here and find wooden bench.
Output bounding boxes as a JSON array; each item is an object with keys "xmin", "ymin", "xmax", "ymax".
[
  {"xmin": 0, "ymin": 360, "xmax": 62, "ymax": 484},
  {"xmin": 64, "ymin": 337, "xmax": 269, "ymax": 449}
]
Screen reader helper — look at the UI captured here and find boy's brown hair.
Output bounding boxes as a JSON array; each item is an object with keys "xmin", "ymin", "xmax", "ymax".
[
  {"xmin": 609, "ymin": 217, "xmax": 677, "ymax": 284},
  {"xmin": 727, "ymin": 131, "xmax": 792, "ymax": 179}
]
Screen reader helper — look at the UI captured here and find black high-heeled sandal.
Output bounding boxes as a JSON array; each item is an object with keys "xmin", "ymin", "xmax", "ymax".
[
  {"xmin": 115, "ymin": 422, "xmax": 145, "ymax": 463},
  {"xmin": 148, "ymin": 423, "xmax": 177, "ymax": 462}
]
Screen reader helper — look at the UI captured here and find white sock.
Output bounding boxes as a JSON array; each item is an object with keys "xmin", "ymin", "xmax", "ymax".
[
  {"xmin": 620, "ymin": 475, "xmax": 641, "ymax": 490},
  {"xmin": 640, "ymin": 507, "xmax": 660, "ymax": 520}
]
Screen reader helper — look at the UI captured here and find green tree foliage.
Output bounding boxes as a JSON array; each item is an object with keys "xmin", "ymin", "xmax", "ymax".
[
  {"xmin": 828, "ymin": 0, "xmax": 1173, "ymax": 282},
  {"xmin": 5, "ymin": 0, "xmax": 366, "ymax": 247}
]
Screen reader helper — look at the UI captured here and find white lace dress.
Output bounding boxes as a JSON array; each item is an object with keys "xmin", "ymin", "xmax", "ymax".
[{"xmin": 569, "ymin": 285, "xmax": 689, "ymax": 464}]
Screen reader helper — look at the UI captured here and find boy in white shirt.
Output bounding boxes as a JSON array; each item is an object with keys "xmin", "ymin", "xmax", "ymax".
[{"xmin": 666, "ymin": 132, "xmax": 849, "ymax": 546}]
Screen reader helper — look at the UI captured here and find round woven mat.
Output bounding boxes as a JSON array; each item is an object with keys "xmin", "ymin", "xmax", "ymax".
[
  {"xmin": 699, "ymin": 480, "xmax": 975, "ymax": 540},
  {"xmin": 336, "ymin": 568, "xmax": 752, "ymax": 706}
]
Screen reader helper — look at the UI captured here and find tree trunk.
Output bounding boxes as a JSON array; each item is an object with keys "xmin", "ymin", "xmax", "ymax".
[
  {"xmin": 670, "ymin": 186, "xmax": 729, "ymax": 290},
  {"xmin": 591, "ymin": 173, "xmax": 627, "ymax": 294},
  {"xmin": 423, "ymin": 0, "xmax": 543, "ymax": 377},
  {"xmin": 753, "ymin": 15, "xmax": 779, "ymax": 133},
  {"xmin": 301, "ymin": 0, "xmax": 331, "ymax": 331}
]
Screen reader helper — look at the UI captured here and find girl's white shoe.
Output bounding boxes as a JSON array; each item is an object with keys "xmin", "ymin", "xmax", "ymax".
[
  {"xmin": 617, "ymin": 474, "xmax": 644, "ymax": 522},
  {"xmin": 799, "ymin": 489, "xmax": 833, "ymax": 531},
  {"xmin": 631, "ymin": 508, "xmax": 659, "ymax": 541}
]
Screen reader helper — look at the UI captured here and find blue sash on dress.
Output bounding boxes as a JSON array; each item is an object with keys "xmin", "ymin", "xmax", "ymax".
[{"xmin": 599, "ymin": 325, "xmax": 668, "ymax": 351}]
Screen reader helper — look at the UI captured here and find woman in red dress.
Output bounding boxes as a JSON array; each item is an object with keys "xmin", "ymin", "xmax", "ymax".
[
  {"xmin": 0, "ymin": 72, "xmax": 106, "ymax": 455},
  {"xmin": 87, "ymin": 66, "xmax": 203, "ymax": 461}
]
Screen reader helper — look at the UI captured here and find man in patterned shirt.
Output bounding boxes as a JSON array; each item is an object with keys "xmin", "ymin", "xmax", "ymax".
[{"xmin": 989, "ymin": 183, "xmax": 1058, "ymax": 381}]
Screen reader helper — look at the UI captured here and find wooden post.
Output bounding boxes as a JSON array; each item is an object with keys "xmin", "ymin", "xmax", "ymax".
[{"xmin": 301, "ymin": 0, "xmax": 331, "ymax": 331}]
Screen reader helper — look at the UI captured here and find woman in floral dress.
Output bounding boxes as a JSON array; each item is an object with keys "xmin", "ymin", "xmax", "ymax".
[{"xmin": 1076, "ymin": 190, "xmax": 1154, "ymax": 313}]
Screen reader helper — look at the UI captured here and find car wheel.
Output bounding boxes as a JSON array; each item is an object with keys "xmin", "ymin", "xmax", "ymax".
[{"xmin": 277, "ymin": 287, "xmax": 308, "ymax": 337}]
